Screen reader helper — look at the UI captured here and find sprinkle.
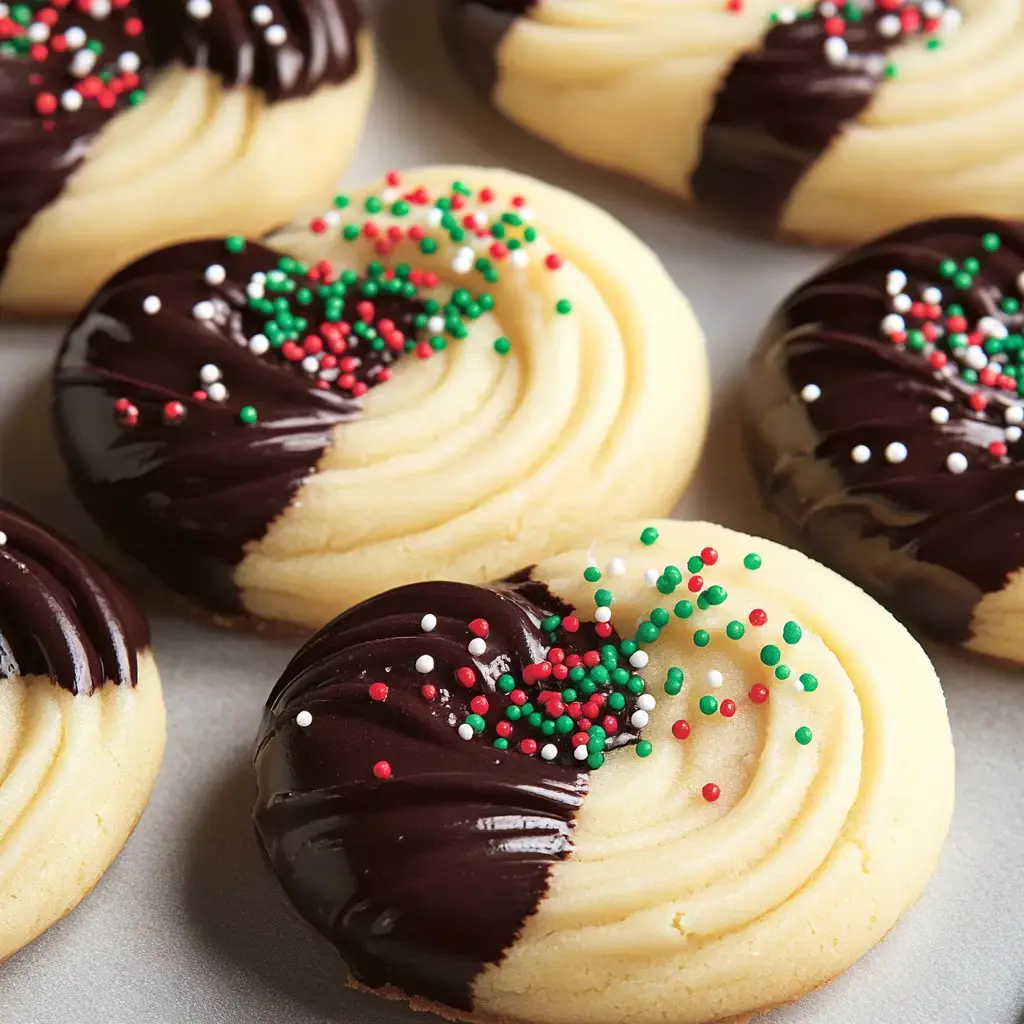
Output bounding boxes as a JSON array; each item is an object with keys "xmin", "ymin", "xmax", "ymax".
[
  {"xmin": 368, "ymin": 682, "xmax": 388, "ymax": 701},
  {"xmin": 749, "ymin": 684, "xmax": 769, "ymax": 704},
  {"xmin": 706, "ymin": 669, "xmax": 724, "ymax": 688},
  {"xmin": 749, "ymin": 608, "xmax": 767, "ymax": 627},
  {"xmin": 239, "ymin": 405, "xmax": 258, "ymax": 425},
  {"xmin": 295, "ymin": 710, "xmax": 312, "ymax": 727},
  {"xmin": 372, "ymin": 760, "xmax": 392, "ymax": 780},
  {"xmin": 720, "ymin": 699, "xmax": 737, "ymax": 718},
  {"xmin": 799, "ymin": 673, "xmax": 819, "ymax": 692},
  {"xmin": 640, "ymin": 526, "xmax": 659, "ymax": 546},
  {"xmin": 630, "ymin": 709, "xmax": 649, "ymax": 728},
  {"xmin": 884, "ymin": 442, "xmax": 908, "ymax": 464},
  {"xmin": 415, "ymin": 655, "xmax": 435, "ymax": 673},
  {"xmin": 143, "ymin": 296, "xmax": 161, "ymax": 315},
  {"xmin": 607, "ymin": 558, "xmax": 626, "ymax": 576},
  {"xmin": 468, "ymin": 637, "xmax": 486, "ymax": 657},
  {"xmin": 760, "ymin": 644, "xmax": 781, "ymax": 666},
  {"xmin": 540, "ymin": 743, "xmax": 558, "ymax": 761},
  {"xmin": 264, "ymin": 24, "xmax": 287, "ymax": 45},
  {"xmin": 699, "ymin": 695, "xmax": 718, "ymax": 715},
  {"xmin": 930, "ymin": 407, "xmax": 950, "ymax": 424},
  {"xmin": 250, "ymin": 3, "xmax": 273, "ymax": 24},
  {"xmin": 421, "ymin": 614, "xmax": 437, "ymax": 632},
  {"xmin": 946, "ymin": 452, "xmax": 968, "ymax": 474},
  {"xmin": 643, "ymin": 569, "xmax": 659, "ymax": 586},
  {"xmin": 635, "ymin": 740, "xmax": 653, "ymax": 758},
  {"xmin": 782, "ymin": 621, "xmax": 803, "ymax": 644},
  {"xmin": 800, "ymin": 384, "xmax": 821, "ymax": 403},
  {"xmin": 743, "ymin": 553, "xmax": 762, "ymax": 570},
  {"xmin": 595, "ymin": 606, "xmax": 612, "ymax": 623},
  {"xmin": 702, "ymin": 783, "xmax": 721, "ymax": 803},
  {"xmin": 850, "ymin": 445, "xmax": 871, "ymax": 464},
  {"xmin": 629, "ymin": 650, "xmax": 649, "ymax": 668},
  {"xmin": 795, "ymin": 726, "xmax": 814, "ymax": 746},
  {"xmin": 457, "ymin": 723, "xmax": 474, "ymax": 740},
  {"xmin": 187, "ymin": 0, "xmax": 212, "ymax": 16},
  {"xmin": 204, "ymin": 264, "xmax": 226, "ymax": 286},
  {"xmin": 192, "ymin": 301, "xmax": 215, "ymax": 321},
  {"xmin": 671, "ymin": 719, "xmax": 691, "ymax": 740},
  {"xmin": 1017, "ymin": 490, "xmax": 1024, "ymax": 503}
]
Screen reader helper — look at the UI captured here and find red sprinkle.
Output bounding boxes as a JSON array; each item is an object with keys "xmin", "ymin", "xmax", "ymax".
[
  {"xmin": 372, "ymin": 760, "xmax": 392, "ymax": 781},
  {"xmin": 595, "ymin": 622, "xmax": 613, "ymax": 638},
  {"xmin": 601, "ymin": 715, "xmax": 619, "ymax": 734},
  {"xmin": 510, "ymin": 689, "xmax": 528, "ymax": 706},
  {"xmin": 468, "ymin": 618, "xmax": 490, "ymax": 638},
  {"xmin": 561, "ymin": 615, "xmax": 580, "ymax": 633},
  {"xmin": 163, "ymin": 401, "xmax": 186, "ymax": 423},
  {"xmin": 470, "ymin": 696, "xmax": 489, "ymax": 715},
  {"xmin": 687, "ymin": 575, "xmax": 704, "ymax": 593},
  {"xmin": 496, "ymin": 720, "xmax": 513, "ymax": 738},
  {"xmin": 720, "ymin": 699, "xmax": 737, "ymax": 718},
  {"xmin": 749, "ymin": 608, "xmax": 768, "ymax": 627},
  {"xmin": 368, "ymin": 682, "xmax": 388, "ymax": 702},
  {"xmin": 702, "ymin": 782, "xmax": 720, "ymax": 803},
  {"xmin": 519, "ymin": 739, "xmax": 538, "ymax": 756},
  {"xmin": 700, "ymin": 547, "xmax": 719, "ymax": 566},
  {"xmin": 544, "ymin": 254, "xmax": 563, "ymax": 271},
  {"xmin": 671, "ymin": 719, "xmax": 691, "ymax": 740},
  {"xmin": 420, "ymin": 684, "xmax": 437, "ymax": 700},
  {"xmin": 455, "ymin": 666, "xmax": 477, "ymax": 688},
  {"xmin": 582, "ymin": 650, "xmax": 600, "ymax": 668},
  {"xmin": 749, "ymin": 684, "xmax": 770, "ymax": 704}
]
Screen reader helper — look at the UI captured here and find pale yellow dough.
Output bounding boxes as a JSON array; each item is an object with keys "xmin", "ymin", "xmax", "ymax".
[
  {"xmin": 235, "ymin": 166, "xmax": 710, "ymax": 631},
  {"xmin": 0, "ymin": 652, "xmax": 165, "ymax": 961},
  {"xmin": 488, "ymin": 0, "xmax": 1024, "ymax": 244},
  {"xmin": 469, "ymin": 520, "xmax": 954, "ymax": 1024},
  {"xmin": 0, "ymin": 34, "xmax": 373, "ymax": 318}
]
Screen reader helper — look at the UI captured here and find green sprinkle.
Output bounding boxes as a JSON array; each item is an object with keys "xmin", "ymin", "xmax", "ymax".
[
  {"xmin": 589, "ymin": 666, "xmax": 610, "ymax": 686},
  {"xmin": 493, "ymin": 738, "xmax": 509, "ymax": 751},
  {"xmin": 239, "ymin": 406, "xmax": 258, "ymax": 425},
  {"xmin": 705, "ymin": 585, "xmax": 728, "ymax": 606},
  {"xmin": 626, "ymin": 676, "xmax": 645, "ymax": 695},
  {"xmin": 497, "ymin": 674, "xmax": 515, "ymax": 693},
  {"xmin": 636, "ymin": 622, "xmax": 660, "ymax": 644},
  {"xmin": 693, "ymin": 629, "xmax": 710, "ymax": 648},
  {"xmin": 527, "ymin": 712, "xmax": 543, "ymax": 729},
  {"xmin": 938, "ymin": 259, "xmax": 957, "ymax": 278},
  {"xmin": 619, "ymin": 641, "xmax": 638, "ymax": 657},
  {"xmin": 664, "ymin": 678, "xmax": 683, "ymax": 696},
  {"xmin": 982, "ymin": 232, "xmax": 1001, "ymax": 252},
  {"xmin": 342, "ymin": 224, "xmax": 359, "ymax": 241},
  {"xmin": 799, "ymin": 673, "xmax": 819, "ymax": 693},
  {"xmin": 775, "ymin": 665, "xmax": 791, "ymax": 680},
  {"xmin": 541, "ymin": 615, "xmax": 561, "ymax": 632},
  {"xmin": 782, "ymin": 621, "xmax": 803, "ymax": 645},
  {"xmin": 699, "ymin": 695, "xmax": 718, "ymax": 716},
  {"xmin": 584, "ymin": 566, "xmax": 602, "ymax": 583},
  {"xmin": 686, "ymin": 556, "xmax": 704, "ymax": 573},
  {"xmin": 726, "ymin": 620, "xmax": 745, "ymax": 640},
  {"xmin": 555, "ymin": 299, "xmax": 573, "ymax": 315},
  {"xmin": 795, "ymin": 726, "xmax": 814, "ymax": 746},
  {"xmin": 664, "ymin": 566, "xmax": 683, "ymax": 585},
  {"xmin": 667, "ymin": 667, "xmax": 684, "ymax": 682},
  {"xmin": 607, "ymin": 692, "xmax": 626, "ymax": 711},
  {"xmin": 674, "ymin": 600, "xmax": 694, "ymax": 619},
  {"xmin": 595, "ymin": 588, "xmax": 613, "ymax": 607},
  {"xmin": 556, "ymin": 715, "xmax": 574, "ymax": 734},
  {"xmin": 493, "ymin": 336, "xmax": 511, "ymax": 356},
  {"xmin": 587, "ymin": 752, "xmax": 605, "ymax": 769},
  {"xmin": 650, "ymin": 607, "xmax": 670, "ymax": 628},
  {"xmin": 743, "ymin": 553, "xmax": 762, "ymax": 571},
  {"xmin": 541, "ymin": 720, "xmax": 556, "ymax": 736},
  {"xmin": 224, "ymin": 235, "xmax": 246, "ymax": 254},
  {"xmin": 333, "ymin": 194, "xmax": 350, "ymax": 209},
  {"xmin": 635, "ymin": 740, "xmax": 654, "ymax": 758},
  {"xmin": 760, "ymin": 644, "xmax": 781, "ymax": 666},
  {"xmin": 465, "ymin": 714, "xmax": 486, "ymax": 734},
  {"xmin": 611, "ymin": 668, "xmax": 629, "ymax": 686},
  {"xmin": 954, "ymin": 272, "xmax": 973, "ymax": 290},
  {"xmin": 657, "ymin": 576, "xmax": 676, "ymax": 595},
  {"xmin": 640, "ymin": 526, "xmax": 660, "ymax": 546}
]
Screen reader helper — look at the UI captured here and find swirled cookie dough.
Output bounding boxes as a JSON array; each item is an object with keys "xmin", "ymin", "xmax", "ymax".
[
  {"xmin": 54, "ymin": 166, "xmax": 710, "ymax": 632},
  {"xmin": 253, "ymin": 519, "xmax": 954, "ymax": 1024},
  {"xmin": 0, "ymin": 503, "xmax": 166, "ymax": 961},
  {"xmin": 442, "ymin": 0, "xmax": 1024, "ymax": 245},
  {"xmin": 0, "ymin": 0, "xmax": 372, "ymax": 317}
]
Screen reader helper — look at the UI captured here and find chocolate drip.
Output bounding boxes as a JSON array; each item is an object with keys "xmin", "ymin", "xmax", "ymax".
[
  {"xmin": 253, "ymin": 578, "xmax": 638, "ymax": 1009},
  {"xmin": 440, "ymin": 0, "xmax": 534, "ymax": 94},
  {"xmin": 0, "ymin": 1, "xmax": 361, "ymax": 286},
  {"xmin": 691, "ymin": 7, "xmax": 950, "ymax": 230},
  {"xmin": 53, "ymin": 239, "xmax": 423, "ymax": 614},
  {"xmin": 0, "ymin": 500, "xmax": 148, "ymax": 694},
  {"xmin": 743, "ymin": 216, "xmax": 1024, "ymax": 643}
]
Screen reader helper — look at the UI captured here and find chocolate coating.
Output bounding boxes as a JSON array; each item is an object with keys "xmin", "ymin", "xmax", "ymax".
[
  {"xmin": 440, "ymin": 0, "xmax": 534, "ymax": 94},
  {"xmin": 691, "ymin": 9, "xmax": 933, "ymax": 231},
  {"xmin": 253, "ymin": 577, "xmax": 640, "ymax": 1009},
  {"xmin": 0, "ymin": 500, "xmax": 148, "ymax": 695},
  {"xmin": 0, "ymin": 1, "xmax": 362, "ymax": 284},
  {"xmin": 743, "ymin": 216, "xmax": 1024, "ymax": 644},
  {"xmin": 53, "ymin": 239, "xmax": 422, "ymax": 614}
]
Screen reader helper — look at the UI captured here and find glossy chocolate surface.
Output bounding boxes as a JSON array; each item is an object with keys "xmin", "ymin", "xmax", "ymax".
[
  {"xmin": 744, "ymin": 216, "xmax": 1024, "ymax": 643},
  {"xmin": 0, "ymin": 500, "xmax": 148, "ymax": 694},
  {"xmin": 440, "ymin": 0, "xmax": 534, "ymax": 94},
  {"xmin": 0, "ymin": 1, "xmax": 361, "ymax": 283},
  {"xmin": 253, "ymin": 577, "xmax": 641, "ymax": 1009},
  {"xmin": 53, "ymin": 239, "xmax": 422, "ymax": 613}
]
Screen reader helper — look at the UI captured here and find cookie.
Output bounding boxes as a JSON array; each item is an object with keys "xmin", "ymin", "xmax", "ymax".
[
  {"xmin": 743, "ymin": 216, "xmax": 1024, "ymax": 663},
  {"xmin": 0, "ymin": 0, "xmax": 372, "ymax": 317},
  {"xmin": 441, "ymin": 0, "xmax": 1024, "ymax": 245},
  {"xmin": 0, "ymin": 501, "xmax": 165, "ymax": 961},
  {"xmin": 53, "ymin": 166, "xmax": 710, "ymax": 632},
  {"xmin": 253, "ymin": 519, "xmax": 954, "ymax": 1024}
]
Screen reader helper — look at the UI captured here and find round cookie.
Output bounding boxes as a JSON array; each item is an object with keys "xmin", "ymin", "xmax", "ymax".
[
  {"xmin": 0, "ymin": 0, "xmax": 372, "ymax": 317},
  {"xmin": 744, "ymin": 216, "xmax": 1024, "ymax": 664},
  {"xmin": 441, "ymin": 0, "xmax": 1024, "ymax": 245},
  {"xmin": 0, "ymin": 501, "xmax": 165, "ymax": 961},
  {"xmin": 253, "ymin": 519, "xmax": 954, "ymax": 1024},
  {"xmin": 53, "ymin": 166, "xmax": 710, "ymax": 632}
]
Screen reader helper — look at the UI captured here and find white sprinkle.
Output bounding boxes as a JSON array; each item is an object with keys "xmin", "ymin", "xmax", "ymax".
[
  {"xmin": 509, "ymin": 250, "xmax": 529, "ymax": 269},
  {"xmin": 204, "ymin": 264, "xmax": 227, "ymax": 286},
  {"xmin": 1015, "ymin": 490, "xmax": 1024, "ymax": 503},
  {"xmin": 941, "ymin": 6, "xmax": 961, "ymax": 31},
  {"xmin": 637, "ymin": 693, "xmax": 656, "ymax": 712},
  {"xmin": 199, "ymin": 363, "xmax": 222, "ymax": 384},
  {"xmin": 249, "ymin": 334, "xmax": 270, "ymax": 356},
  {"xmin": 885, "ymin": 270, "xmax": 907, "ymax": 296},
  {"xmin": 452, "ymin": 247, "xmax": 475, "ymax": 274},
  {"xmin": 70, "ymin": 48, "xmax": 97, "ymax": 77},
  {"xmin": 119, "ymin": 51, "xmax": 141, "ymax": 73},
  {"xmin": 922, "ymin": 286, "xmax": 942, "ymax": 305},
  {"xmin": 264, "ymin": 23, "xmax": 287, "ymax": 45},
  {"xmin": 921, "ymin": 0, "xmax": 944, "ymax": 16},
  {"xmin": 61, "ymin": 89, "xmax": 83, "ymax": 111},
  {"xmin": 458, "ymin": 723, "xmax": 474, "ymax": 741},
  {"xmin": 878, "ymin": 13, "xmax": 901, "ymax": 36},
  {"xmin": 643, "ymin": 569, "xmax": 659, "ymax": 587},
  {"xmin": 142, "ymin": 295, "xmax": 161, "ymax": 315},
  {"xmin": 192, "ymin": 301, "xmax": 216, "ymax": 321},
  {"xmin": 930, "ymin": 407, "xmax": 950, "ymax": 425},
  {"xmin": 187, "ymin": 0, "xmax": 212, "ymax": 17},
  {"xmin": 415, "ymin": 655, "xmax": 435, "ymax": 674},
  {"xmin": 574, "ymin": 745, "xmax": 589, "ymax": 761},
  {"xmin": 851, "ymin": 444, "xmax": 871, "ymax": 464},
  {"xmin": 296, "ymin": 710, "xmax": 312, "ymax": 728},
  {"xmin": 630, "ymin": 709, "xmax": 649, "ymax": 729},
  {"xmin": 427, "ymin": 208, "xmax": 444, "ymax": 228},
  {"xmin": 884, "ymin": 442, "xmax": 908, "ymax": 464},
  {"xmin": 381, "ymin": 188, "xmax": 400, "ymax": 204},
  {"xmin": 427, "ymin": 315, "xmax": 445, "ymax": 334},
  {"xmin": 891, "ymin": 293, "xmax": 912, "ymax": 314},
  {"xmin": 323, "ymin": 210, "xmax": 341, "ymax": 228},
  {"xmin": 90, "ymin": 0, "xmax": 111, "ymax": 16},
  {"xmin": 1006, "ymin": 406, "xmax": 1024, "ymax": 425},
  {"xmin": 28, "ymin": 22, "xmax": 49, "ymax": 42},
  {"xmin": 881, "ymin": 313, "xmax": 905, "ymax": 335},
  {"xmin": 800, "ymin": 383, "xmax": 821, "ymax": 403},
  {"xmin": 206, "ymin": 382, "xmax": 228, "ymax": 403},
  {"xmin": 540, "ymin": 743, "xmax": 558, "ymax": 761},
  {"xmin": 793, "ymin": 679, "xmax": 806, "ymax": 693},
  {"xmin": 1006, "ymin": 426, "xmax": 1022, "ymax": 443},
  {"xmin": 420, "ymin": 614, "xmax": 437, "ymax": 632},
  {"xmin": 706, "ymin": 669, "xmax": 724, "ymax": 688},
  {"xmin": 607, "ymin": 557, "xmax": 626, "ymax": 576},
  {"xmin": 964, "ymin": 347, "xmax": 989, "ymax": 371},
  {"xmin": 946, "ymin": 452, "xmax": 969, "ymax": 474},
  {"xmin": 823, "ymin": 36, "xmax": 848, "ymax": 64},
  {"xmin": 251, "ymin": 3, "xmax": 274, "ymax": 24},
  {"xmin": 301, "ymin": 356, "xmax": 320, "ymax": 374},
  {"xmin": 0, "ymin": 5, "xmax": 9, "ymax": 18},
  {"xmin": 247, "ymin": 283, "xmax": 265, "ymax": 300},
  {"xmin": 517, "ymin": 207, "xmax": 534, "ymax": 221},
  {"xmin": 0, "ymin": 531, "xmax": 6, "ymax": 546},
  {"xmin": 629, "ymin": 650, "xmax": 649, "ymax": 669},
  {"xmin": 777, "ymin": 5, "xmax": 797, "ymax": 21},
  {"xmin": 64, "ymin": 26, "xmax": 87, "ymax": 49},
  {"xmin": 979, "ymin": 316, "xmax": 1008, "ymax": 339},
  {"xmin": 594, "ymin": 606, "xmax": 612, "ymax": 623},
  {"xmin": 468, "ymin": 637, "xmax": 486, "ymax": 657},
  {"xmin": 818, "ymin": 1, "xmax": 837, "ymax": 14}
]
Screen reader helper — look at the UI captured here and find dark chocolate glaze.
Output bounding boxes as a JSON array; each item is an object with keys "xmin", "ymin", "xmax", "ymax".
[
  {"xmin": 440, "ymin": 0, "xmax": 534, "ymax": 95},
  {"xmin": 253, "ymin": 577, "xmax": 641, "ymax": 1009},
  {"xmin": 53, "ymin": 239, "xmax": 422, "ymax": 614},
  {"xmin": 0, "ymin": 1, "xmax": 362, "ymax": 285},
  {"xmin": 691, "ymin": 7, "xmax": 948, "ymax": 231},
  {"xmin": 0, "ymin": 500, "xmax": 148, "ymax": 695},
  {"xmin": 744, "ymin": 216, "xmax": 1024, "ymax": 644}
]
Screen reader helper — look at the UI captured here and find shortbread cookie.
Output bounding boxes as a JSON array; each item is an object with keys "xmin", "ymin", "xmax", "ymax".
[
  {"xmin": 0, "ymin": 0, "xmax": 372, "ymax": 317},
  {"xmin": 0, "ymin": 501, "xmax": 165, "ymax": 961},
  {"xmin": 253, "ymin": 520, "xmax": 954, "ymax": 1024},
  {"xmin": 745, "ymin": 217, "xmax": 1024, "ymax": 663},
  {"xmin": 441, "ymin": 0, "xmax": 1024, "ymax": 245},
  {"xmin": 53, "ymin": 166, "xmax": 710, "ymax": 632}
]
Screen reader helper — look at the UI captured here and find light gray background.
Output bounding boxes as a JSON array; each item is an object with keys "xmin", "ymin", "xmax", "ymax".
[{"xmin": 2, "ymin": 2, "xmax": 1023, "ymax": 1021}]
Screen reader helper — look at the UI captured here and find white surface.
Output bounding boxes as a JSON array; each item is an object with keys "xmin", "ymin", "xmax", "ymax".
[{"xmin": 2, "ymin": 2, "xmax": 1023, "ymax": 1021}]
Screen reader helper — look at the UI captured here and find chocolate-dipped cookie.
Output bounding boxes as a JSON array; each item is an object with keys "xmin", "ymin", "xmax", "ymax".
[
  {"xmin": 253, "ymin": 520, "xmax": 954, "ymax": 1024},
  {"xmin": 0, "ymin": 0, "xmax": 371, "ymax": 316},
  {"xmin": 440, "ymin": 0, "xmax": 1024, "ymax": 245},
  {"xmin": 0, "ymin": 500, "xmax": 165, "ymax": 960},
  {"xmin": 53, "ymin": 166, "xmax": 709, "ymax": 632},
  {"xmin": 743, "ymin": 216, "xmax": 1024, "ymax": 663}
]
